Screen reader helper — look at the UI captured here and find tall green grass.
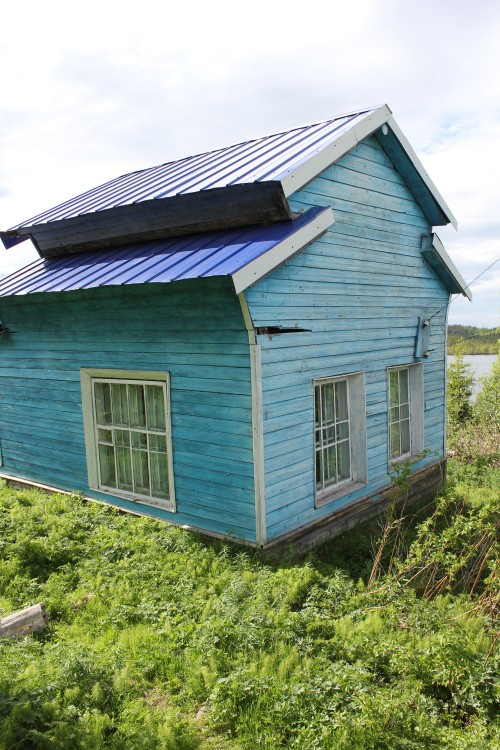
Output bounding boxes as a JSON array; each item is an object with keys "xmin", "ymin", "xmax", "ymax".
[{"xmin": 0, "ymin": 465, "xmax": 498, "ymax": 749}]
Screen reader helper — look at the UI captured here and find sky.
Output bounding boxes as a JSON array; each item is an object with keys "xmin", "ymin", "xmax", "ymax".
[{"xmin": 1, "ymin": 0, "xmax": 499, "ymax": 327}]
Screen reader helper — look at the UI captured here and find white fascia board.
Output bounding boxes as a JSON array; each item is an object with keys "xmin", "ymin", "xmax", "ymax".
[
  {"xmin": 280, "ymin": 105, "xmax": 392, "ymax": 197},
  {"xmin": 386, "ymin": 117, "xmax": 458, "ymax": 230},
  {"xmin": 232, "ymin": 207, "xmax": 334, "ymax": 294},
  {"xmin": 432, "ymin": 234, "xmax": 472, "ymax": 300}
]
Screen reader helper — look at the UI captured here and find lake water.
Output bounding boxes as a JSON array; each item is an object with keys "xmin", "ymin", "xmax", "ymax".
[{"xmin": 447, "ymin": 354, "xmax": 497, "ymax": 397}]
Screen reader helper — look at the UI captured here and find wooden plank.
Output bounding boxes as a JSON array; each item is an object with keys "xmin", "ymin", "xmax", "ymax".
[
  {"xmin": 5, "ymin": 182, "xmax": 292, "ymax": 257},
  {"xmin": 0, "ymin": 603, "xmax": 47, "ymax": 639}
]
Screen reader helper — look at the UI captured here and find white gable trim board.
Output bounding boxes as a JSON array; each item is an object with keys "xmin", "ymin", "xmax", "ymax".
[
  {"xmin": 280, "ymin": 105, "xmax": 457, "ymax": 230},
  {"xmin": 232, "ymin": 207, "xmax": 334, "ymax": 294}
]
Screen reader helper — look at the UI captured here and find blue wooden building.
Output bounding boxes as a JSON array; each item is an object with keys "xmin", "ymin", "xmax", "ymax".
[{"xmin": 0, "ymin": 105, "xmax": 470, "ymax": 547}]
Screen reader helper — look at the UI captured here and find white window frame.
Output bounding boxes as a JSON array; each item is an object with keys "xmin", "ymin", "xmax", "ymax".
[
  {"xmin": 387, "ymin": 364, "xmax": 424, "ymax": 466},
  {"xmin": 81, "ymin": 369, "xmax": 176, "ymax": 512},
  {"xmin": 314, "ymin": 372, "xmax": 367, "ymax": 508}
]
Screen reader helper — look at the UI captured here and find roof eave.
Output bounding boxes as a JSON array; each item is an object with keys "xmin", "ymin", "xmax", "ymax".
[
  {"xmin": 421, "ymin": 233, "xmax": 472, "ymax": 300},
  {"xmin": 383, "ymin": 117, "xmax": 457, "ymax": 229},
  {"xmin": 1, "ymin": 182, "xmax": 292, "ymax": 258}
]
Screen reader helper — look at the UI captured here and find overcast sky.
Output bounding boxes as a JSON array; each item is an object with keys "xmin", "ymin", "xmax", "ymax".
[{"xmin": 1, "ymin": 0, "xmax": 499, "ymax": 326}]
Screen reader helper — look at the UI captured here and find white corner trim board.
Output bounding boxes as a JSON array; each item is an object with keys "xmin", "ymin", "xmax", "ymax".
[{"xmin": 232, "ymin": 207, "xmax": 334, "ymax": 294}]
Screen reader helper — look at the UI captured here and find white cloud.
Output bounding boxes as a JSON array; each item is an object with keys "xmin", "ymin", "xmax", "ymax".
[{"xmin": 1, "ymin": 0, "xmax": 500, "ymax": 325}]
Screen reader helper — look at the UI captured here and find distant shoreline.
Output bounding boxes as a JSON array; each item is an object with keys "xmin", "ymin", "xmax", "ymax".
[{"xmin": 447, "ymin": 324, "xmax": 498, "ymax": 355}]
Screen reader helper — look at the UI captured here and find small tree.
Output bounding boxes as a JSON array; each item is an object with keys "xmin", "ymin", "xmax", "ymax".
[
  {"xmin": 447, "ymin": 348, "xmax": 474, "ymax": 428},
  {"xmin": 475, "ymin": 346, "xmax": 500, "ymax": 435}
]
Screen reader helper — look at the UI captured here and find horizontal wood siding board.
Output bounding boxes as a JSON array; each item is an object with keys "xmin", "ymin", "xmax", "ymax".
[
  {"xmin": 244, "ymin": 134, "xmax": 449, "ymax": 541},
  {"xmin": 0, "ymin": 278, "xmax": 256, "ymax": 541}
]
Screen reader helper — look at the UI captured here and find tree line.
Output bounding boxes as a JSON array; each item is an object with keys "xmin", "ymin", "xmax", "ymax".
[{"xmin": 448, "ymin": 324, "xmax": 500, "ymax": 354}]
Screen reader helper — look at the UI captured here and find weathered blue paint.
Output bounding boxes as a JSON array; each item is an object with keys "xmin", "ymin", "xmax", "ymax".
[
  {"xmin": 244, "ymin": 135, "xmax": 449, "ymax": 542},
  {"xmin": 0, "ymin": 119, "xmax": 462, "ymax": 548},
  {"xmin": 0, "ymin": 277, "xmax": 257, "ymax": 542}
]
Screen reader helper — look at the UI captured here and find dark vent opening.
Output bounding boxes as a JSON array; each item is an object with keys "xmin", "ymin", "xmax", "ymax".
[{"xmin": 255, "ymin": 326, "xmax": 311, "ymax": 337}]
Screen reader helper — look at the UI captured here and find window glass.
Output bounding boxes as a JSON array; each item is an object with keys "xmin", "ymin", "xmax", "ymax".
[
  {"xmin": 92, "ymin": 378, "xmax": 172, "ymax": 506},
  {"xmin": 315, "ymin": 378, "xmax": 351, "ymax": 492},
  {"xmin": 388, "ymin": 367, "xmax": 412, "ymax": 460}
]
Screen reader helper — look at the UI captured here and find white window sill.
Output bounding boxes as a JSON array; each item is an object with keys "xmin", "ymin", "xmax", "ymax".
[{"xmin": 96, "ymin": 484, "xmax": 176, "ymax": 512}]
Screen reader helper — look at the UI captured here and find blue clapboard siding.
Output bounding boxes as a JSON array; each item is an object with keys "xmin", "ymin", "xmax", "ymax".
[
  {"xmin": 0, "ymin": 277, "xmax": 256, "ymax": 542},
  {"xmin": 244, "ymin": 135, "xmax": 449, "ymax": 542}
]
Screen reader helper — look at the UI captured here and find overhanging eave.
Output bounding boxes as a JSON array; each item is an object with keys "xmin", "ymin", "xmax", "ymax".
[{"xmin": 1, "ymin": 182, "xmax": 292, "ymax": 258}]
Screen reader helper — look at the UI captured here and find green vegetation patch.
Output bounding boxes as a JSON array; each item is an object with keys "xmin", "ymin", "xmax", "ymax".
[
  {"xmin": 0, "ymin": 463, "xmax": 498, "ymax": 748},
  {"xmin": 448, "ymin": 325, "xmax": 500, "ymax": 355}
]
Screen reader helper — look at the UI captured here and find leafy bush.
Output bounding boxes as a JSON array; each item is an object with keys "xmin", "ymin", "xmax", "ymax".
[
  {"xmin": 475, "ymin": 350, "xmax": 500, "ymax": 434},
  {"xmin": 447, "ymin": 348, "xmax": 500, "ymax": 464}
]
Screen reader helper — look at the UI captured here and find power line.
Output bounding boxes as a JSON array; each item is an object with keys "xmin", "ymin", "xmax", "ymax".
[{"xmin": 428, "ymin": 256, "xmax": 500, "ymax": 322}]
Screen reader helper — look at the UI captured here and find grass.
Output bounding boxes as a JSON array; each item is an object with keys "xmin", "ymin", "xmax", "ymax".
[{"xmin": 0, "ymin": 463, "xmax": 498, "ymax": 749}]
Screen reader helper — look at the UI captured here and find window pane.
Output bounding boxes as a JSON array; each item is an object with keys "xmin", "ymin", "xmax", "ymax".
[
  {"xmin": 389, "ymin": 371, "xmax": 399, "ymax": 408},
  {"xmin": 92, "ymin": 376, "xmax": 172, "ymax": 506},
  {"xmin": 98, "ymin": 428, "xmax": 113, "ymax": 443},
  {"xmin": 399, "ymin": 368, "xmax": 409, "ymax": 404},
  {"xmin": 315, "ymin": 450, "xmax": 323, "ymax": 489},
  {"xmin": 149, "ymin": 433, "xmax": 167, "ymax": 452},
  {"xmin": 114, "ymin": 429, "xmax": 130, "ymax": 447},
  {"xmin": 111, "ymin": 384, "xmax": 129, "ymax": 427},
  {"xmin": 98, "ymin": 443, "xmax": 116, "ymax": 487},
  {"xmin": 390, "ymin": 422, "xmax": 400, "ymax": 459},
  {"xmin": 390, "ymin": 406, "xmax": 399, "ymax": 425},
  {"xmin": 131, "ymin": 431, "xmax": 148, "ymax": 449},
  {"xmin": 400, "ymin": 403, "xmax": 410, "ymax": 421},
  {"xmin": 116, "ymin": 446, "xmax": 133, "ymax": 491},
  {"xmin": 95, "ymin": 383, "xmax": 112, "ymax": 425},
  {"xmin": 132, "ymin": 449, "xmax": 150, "ymax": 495},
  {"xmin": 314, "ymin": 386, "xmax": 321, "ymax": 428},
  {"xmin": 400, "ymin": 419, "xmax": 410, "ymax": 455},
  {"xmin": 323, "ymin": 425, "xmax": 335, "ymax": 445},
  {"xmin": 322, "ymin": 383, "xmax": 334, "ymax": 424},
  {"xmin": 336, "ymin": 420, "xmax": 349, "ymax": 441},
  {"xmin": 150, "ymin": 452, "xmax": 169, "ymax": 499},
  {"xmin": 324, "ymin": 445, "xmax": 337, "ymax": 485},
  {"xmin": 129, "ymin": 385, "xmax": 146, "ymax": 428},
  {"xmin": 315, "ymin": 427, "xmax": 321, "ymax": 449},
  {"xmin": 315, "ymin": 377, "xmax": 355, "ymax": 493},
  {"xmin": 335, "ymin": 380, "xmax": 348, "ymax": 422},
  {"xmin": 337, "ymin": 440, "xmax": 350, "ymax": 481},
  {"xmin": 146, "ymin": 386, "xmax": 166, "ymax": 431}
]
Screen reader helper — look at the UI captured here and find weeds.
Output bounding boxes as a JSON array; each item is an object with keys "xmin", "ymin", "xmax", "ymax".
[{"xmin": 0, "ymin": 457, "xmax": 498, "ymax": 748}]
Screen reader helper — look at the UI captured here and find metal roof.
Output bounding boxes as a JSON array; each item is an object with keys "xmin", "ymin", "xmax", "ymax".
[
  {"xmin": 0, "ymin": 206, "xmax": 333, "ymax": 297},
  {"xmin": 9, "ymin": 109, "xmax": 377, "ymax": 230}
]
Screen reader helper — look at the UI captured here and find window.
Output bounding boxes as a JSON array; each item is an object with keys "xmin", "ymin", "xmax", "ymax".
[
  {"xmin": 387, "ymin": 364, "xmax": 424, "ymax": 464},
  {"xmin": 81, "ymin": 370, "xmax": 175, "ymax": 511},
  {"xmin": 314, "ymin": 372, "xmax": 367, "ymax": 507}
]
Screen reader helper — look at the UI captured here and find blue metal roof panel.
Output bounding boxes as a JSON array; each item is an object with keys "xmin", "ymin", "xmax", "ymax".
[
  {"xmin": 0, "ymin": 207, "xmax": 327, "ymax": 296},
  {"xmin": 10, "ymin": 110, "xmax": 375, "ymax": 229}
]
